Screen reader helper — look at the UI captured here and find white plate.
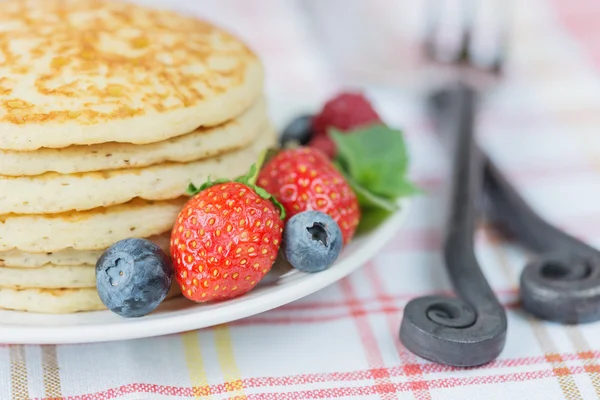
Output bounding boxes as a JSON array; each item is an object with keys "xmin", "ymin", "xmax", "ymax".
[
  {"xmin": 0, "ymin": 93, "xmax": 411, "ymax": 344},
  {"xmin": 0, "ymin": 199, "xmax": 410, "ymax": 344}
]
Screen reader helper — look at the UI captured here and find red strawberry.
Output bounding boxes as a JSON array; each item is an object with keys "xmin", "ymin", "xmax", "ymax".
[
  {"xmin": 312, "ymin": 92, "xmax": 381, "ymax": 137},
  {"xmin": 258, "ymin": 148, "xmax": 360, "ymax": 243},
  {"xmin": 171, "ymin": 180, "xmax": 284, "ymax": 303}
]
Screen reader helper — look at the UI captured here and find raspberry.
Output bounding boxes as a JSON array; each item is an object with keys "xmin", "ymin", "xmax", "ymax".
[
  {"xmin": 312, "ymin": 92, "xmax": 381, "ymax": 137},
  {"xmin": 308, "ymin": 135, "xmax": 337, "ymax": 159}
]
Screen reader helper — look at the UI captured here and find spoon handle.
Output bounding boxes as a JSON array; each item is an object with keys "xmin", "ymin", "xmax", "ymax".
[
  {"xmin": 484, "ymin": 153, "xmax": 600, "ymax": 324},
  {"xmin": 400, "ymin": 84, "xmax": 507, "ymax": 367},
  {"xmin": 484, "ymin": 159, "xmax": 597, "ymax": 257},
  {"xmin": 428, "ymin": 84, "xmax": 600, "ymax": 324}
]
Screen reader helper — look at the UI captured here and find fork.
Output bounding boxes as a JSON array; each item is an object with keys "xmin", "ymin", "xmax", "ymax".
[
  {"xmin": 399, "ymin": 2, "xmax": 507, "ymax": 367},
  {"xmin": 424, "ymin": 3, "xmax": 600, "ymax": 324}
]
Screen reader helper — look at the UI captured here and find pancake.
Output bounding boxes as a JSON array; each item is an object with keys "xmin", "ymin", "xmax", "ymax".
[
  {"xmin": 0, "ymin": 287, "xmax": 105, "ymax": 313},
  {"xmin": 0, "ymin": 198, "xmax": 185, "ymax": 253},
  {"xmin": 0, "ymin": 0, "xmax": 263, "ymax": 150},
  {"xmin": 0, "ymin": 264, "xmax": 95, "ymax": 289},
  {"xmin": 0, "ymin": 233, "xmax": 170, "ymax": 268},
  {"xmin": 0, "ymin": 284, "xmax": 181, "ymax": 313},
  {"xmin": 0, "ymin": 98, "xmax": 268, "ymax": 176},
  {"xmin": 0, "ymin": 127, "xmax": 276, "ymax": 214}
]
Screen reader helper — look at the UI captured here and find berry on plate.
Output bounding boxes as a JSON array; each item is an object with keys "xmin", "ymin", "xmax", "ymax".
[
  {"xmin": 257, "ymin": 147, "xmax": 360, "ymax": 244},
  {"xmin": 275, "ymin": 92, "xmax": 419, "ymax": 240},
  {"xmin": 307, "ymin": 134, "xmax": 336, "ymax": 159},
  {"xmin": 96, "ymin": 238, "xmax": 173, "ymax": 318},
  {"xmin": 283, "ymin": 210, "xmax": 343, "ymax": 273},
  {"xmin": 171, "ymin": 165, "xmax": 285, "ymax": 303},
  {"xmin": 280, "ymin": 115, "xmax": 314, "ymax": 147},
  {"xmin": 312, "ymin": 92, "xmax": 381, "ymax": 137}
]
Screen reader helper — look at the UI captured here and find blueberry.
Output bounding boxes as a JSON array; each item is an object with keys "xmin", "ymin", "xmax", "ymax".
[
  {"xmin": 96, "ymin": 238, "xmax": 173, "ymax": 318},
  {"xmin": 280, "ymin": 114, "xmax": 314, "ymax": 146},
  {"xmin": 283, "ymin": 211, "xmax": 343, "ymax": 273}
]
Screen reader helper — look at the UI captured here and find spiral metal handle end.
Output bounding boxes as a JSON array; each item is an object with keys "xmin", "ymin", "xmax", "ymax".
[
  {"xmin": 399, "ymin": 295, "xmax": 506, "ymax": 367},
  {"xmin": 520, "ymin": 253, "xmax": 600, "ymax": 324}
]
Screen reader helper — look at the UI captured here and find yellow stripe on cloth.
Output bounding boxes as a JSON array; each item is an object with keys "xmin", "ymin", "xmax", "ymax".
[
  {"xmin": 565, "ymin": 327, "xmax": 600, "ymax": 398},
  {"xmin": 561, "ymin": 99, "xmax": 600, "ymax": 399},
  {"xmin": 531, "ymin": 326, "xmax": 583, "ymax": 400},
  {"xmin": 42, "ymin": 346, "xmax": 62, "ymax": 399},
  {"xmin": 486, "ymin": 230, "xmax": 583, "ymax": 400},
  {"xmin": 9, "ymin": 345, "xmax": 29, "ymax": 400},
  {"xmin": 41, "ymin": 345, "xmax": 62, "ymax": 400},
  {"xmin": 182, "ymin": 331, "xmax": 210, "ymax": 398},
  {"xmin": 214, "ymin": 324, "xmax": 246, "ymax": 399}
]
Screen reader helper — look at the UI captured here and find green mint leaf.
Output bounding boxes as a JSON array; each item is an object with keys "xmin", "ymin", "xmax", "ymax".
[
  {"xmin": 330, "ymin": 123, "xmax": 421, "ymax": 232},
  {"xmin": 357, "ymin": 207, "xmax": 394, "ymax": 234},
  {"xmin": 394, "ymin": 179, "xmax": 424, "ymax": 197},
  {"xmin": 331, "ymin": 124, "xmax": 415, "ymax": 200},
  {"xmin": 334, "ymin": 165, "xmax": 398, "ymax": 212},
  {"xmin": 350, "ymin": 179, "xmax": 399, "ymax": 212}
]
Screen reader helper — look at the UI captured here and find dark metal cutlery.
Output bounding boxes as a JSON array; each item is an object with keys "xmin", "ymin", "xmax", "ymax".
[
  {"xmin": 399, "ymin": 0, "xmax": 508, "ymax": 367},
  {"xmin": 429, "ymin": 83, "xmax": 600, "ymax": 324},
  {"xmin": 429, "ymin": 84, "xmax": 600, "ymax": 326},
  {"xmin": 483, "ymin": 143, "xmax": 600, "ymax": 324},
  {"xmin": 400, "ymin": 84, "xmax": 508, "ymax": 367},
  {"xmin": 401, "ymin": 0, "xmax": 600, "ymax": 369}
]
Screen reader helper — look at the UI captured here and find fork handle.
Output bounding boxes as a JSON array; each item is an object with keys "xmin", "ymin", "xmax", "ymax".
[{"xmin": 400, "ymin": 83, "xmax": 507, "ymax": 367}]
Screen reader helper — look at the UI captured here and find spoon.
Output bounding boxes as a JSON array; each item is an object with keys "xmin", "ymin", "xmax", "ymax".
[
  {"xmin": 484, "ymin": 156, "xmax": 600, "ymax": 324},
  {"xmin": 428, "ymin": 86, "xmax": 600, "ymax": 324}
]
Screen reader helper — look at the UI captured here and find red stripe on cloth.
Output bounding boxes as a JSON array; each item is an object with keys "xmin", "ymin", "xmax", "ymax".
[
  {"xmin": 241, "ymin": 366, "xmax": 589, "ymax": 399},
  {"xmin": 229, "ymin": 300, "xmax": 523, "ymax": 326},
  {"xmin": 338, "ymin": 277, "xmax": 397, "ymax": 399},
  {"xmin": 220, "ymin": 351, "xmax": 600, "ymax": 386},
  {"xmin": 34, "ymin": 365, "xmax": 596, "ymax": 400},
  {"xmin": 277, "ymin": 288, "xmax": 518, "ymax": 311},
  {"xmin": 385, "ymin": 214, "xmax": 600, "ymax": 253},
  {"xmin": 364, "ymin": 261, "xmax": 432, "ymax": 400},
  {"xmin": 230, "ymin": 294, "xmax": 519, "ymax": 325},
  {"xmin": 383, "ymin": 228, "xmax": 442, "ymax": 252},
  {"xmin": 550, "ymin": 0, "xmax": 600, "ymax": 68}
]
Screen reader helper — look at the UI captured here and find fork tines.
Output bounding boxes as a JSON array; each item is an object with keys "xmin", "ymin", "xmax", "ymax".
[{"xmin": 423, "ymin": 0, "xmax": 506, "ymax": 76}]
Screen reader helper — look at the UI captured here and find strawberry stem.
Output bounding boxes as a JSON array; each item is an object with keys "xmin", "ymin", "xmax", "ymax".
[
  {"xmin": 240, "ymin": 148, "xmax": 277, "ymax": 186},
  {"xmin": 186, "ymin": 149, "xmax": 287, "ymax": 220}
]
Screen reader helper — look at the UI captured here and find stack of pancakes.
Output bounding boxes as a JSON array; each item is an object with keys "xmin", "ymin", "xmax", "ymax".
[{"xmin": 0, "ymin": 0, "xmax": 274, "ymax": 313}]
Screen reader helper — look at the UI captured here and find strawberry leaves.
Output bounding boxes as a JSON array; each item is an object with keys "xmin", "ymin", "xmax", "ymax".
[
  {"xmin": 187, "ymin": 152, "xmax": 286, "ymax": 220},
  {"xmin": 330, "ymin": 123, "xmax": 419, "ymax": 232}
]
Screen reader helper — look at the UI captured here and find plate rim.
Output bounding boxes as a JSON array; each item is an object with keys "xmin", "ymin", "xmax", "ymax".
[{"xmin": 0, "ymin": 200, "xmax": 411, "ymax": 344}]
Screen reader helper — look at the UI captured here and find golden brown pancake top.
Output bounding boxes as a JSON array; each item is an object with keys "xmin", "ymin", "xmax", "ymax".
[{"xmin": 0, "ymin": 0, "xmax": 257, "ymax": 126}]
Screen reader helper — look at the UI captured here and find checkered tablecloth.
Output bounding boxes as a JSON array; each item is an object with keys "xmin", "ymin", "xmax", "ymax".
[{"xmin": 5, "ymin": 0, "xmax": 600, "ymax": 398}]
